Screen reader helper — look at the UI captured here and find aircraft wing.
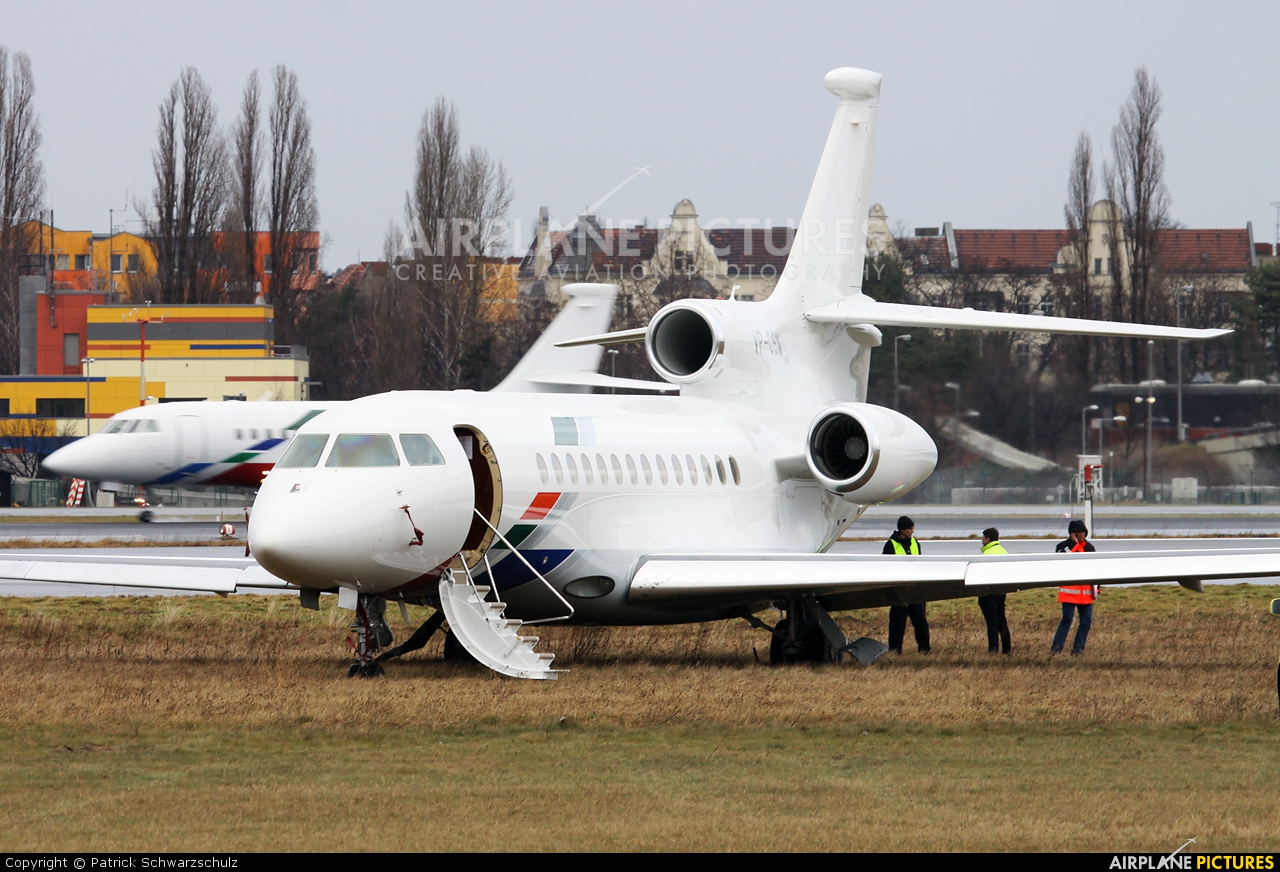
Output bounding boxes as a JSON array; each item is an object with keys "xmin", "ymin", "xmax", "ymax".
[
  {"xmin": 628, "ymin": 549, "xmax": 1280, "ymax": 610},
  {"xmin": 804, "ymin": 298, "xmax": 1231, "ymax": 341},
  {"xmin": 0, "ymin": 553, "xmax": 292, "ymax": 594}
]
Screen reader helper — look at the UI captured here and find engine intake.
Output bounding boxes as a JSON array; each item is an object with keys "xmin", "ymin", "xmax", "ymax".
[
  {"xmin": 805, "ymin": 403, "xmax": 937, "ymax": 502},
  {"xmin": 646, "ymin": 301, "xmax": 724, "ymax": 384}
]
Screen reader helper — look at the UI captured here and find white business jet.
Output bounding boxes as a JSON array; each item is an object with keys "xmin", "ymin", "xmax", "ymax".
[
  {"xmin": 6, "ymin": 67, "xmax": 1280, "ymax": 680},
  {"xmin": 40, "ymin": 283, "xmax": 645, "ymax": 494}
]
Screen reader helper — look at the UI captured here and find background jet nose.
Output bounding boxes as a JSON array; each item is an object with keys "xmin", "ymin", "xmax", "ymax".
[{"xmin": 42, "ymin": 442, "xmax": 86, "ymax": 477}]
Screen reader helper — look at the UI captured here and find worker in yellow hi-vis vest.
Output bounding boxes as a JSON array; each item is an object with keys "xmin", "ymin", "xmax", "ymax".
[
  {"xmin": 883, "ymin": 515, "xmax": 930, "ymax": 654},
  {"xmin": 977, "ymin": 527, "xmax": 1011, "ymax": 654}
]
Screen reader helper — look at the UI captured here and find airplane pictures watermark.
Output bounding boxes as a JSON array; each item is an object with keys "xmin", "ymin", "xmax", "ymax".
[{"xmin": 1107, "ymin": 839, "xmax": 1277, "ymax": 870}]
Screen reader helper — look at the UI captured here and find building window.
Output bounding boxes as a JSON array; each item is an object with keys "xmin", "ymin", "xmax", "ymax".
[
  {"xmin": 1094, "ymin": 258, "xmax": 1102, "ymax": 275},
  {"xmin": 128, "ymin": 254, "xmax": 141, "ymax": 273},
  {"xmin": 1105, "ymin": 258, "xmax": 1111, "ymax": 275},
  {"xmin": 74, "ymin": 254, "xmax": 90, "ymax": 270},
  {"xmin": 673, "ymin": 251, "xmax": 692, "ymax": 274},
  {"xmin": 36, "ymin": 398, "xmax": 84, "ymax": 418},
  {"xmin": 1016, "ymin": 342, "xmax": 1032, "ymax": 366},
  {"xmin": 111, "ymin": 254, "xmax": 122, "ymax": 273},
  {"xmin": 1039, "ymin": 299, "xmax": 1054, "ymax": 317},
  {"xmin": 55, "ymin": 254, "xmax": 69, "ymax": 270},
  {"xmin": 1016, "ymin": 295, "xmax": 1031, "ymax": 315},
  {"xmin": 308, "ymin": 253, "xmax": 317, "ymax": 272},
  {"xmin": 262, "ymin": 254, "xmax": 273, "ymax": 274},
  {"xmin": 0, "ymin": 398, "xmax": 9, "ymax": 418},
  {"xmin": 63, "ymin": 333, "xmax": 80, "ymax": 368}
]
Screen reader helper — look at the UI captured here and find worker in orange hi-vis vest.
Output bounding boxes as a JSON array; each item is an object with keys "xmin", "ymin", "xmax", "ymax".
[{"xmin": 1051, "ymin": 519, "xmax": 1098, "ymax": 655}]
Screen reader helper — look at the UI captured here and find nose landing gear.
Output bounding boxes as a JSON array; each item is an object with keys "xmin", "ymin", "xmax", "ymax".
[{"xmin": 347, "ymin": 594, "xmax": 395, "ymax": 678}]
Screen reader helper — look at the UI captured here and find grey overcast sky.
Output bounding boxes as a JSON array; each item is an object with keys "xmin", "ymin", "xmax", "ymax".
[{"xmin": 9, "ymin": 1, "xmax": 1280, "ymax": 269}]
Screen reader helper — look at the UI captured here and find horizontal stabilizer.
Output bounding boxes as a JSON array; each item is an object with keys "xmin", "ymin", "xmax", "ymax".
[
  {"xmin": 805, "ymin": 299, "xmax": 1231, "ymax": 341},
  {"xmin": 0, "ymin": 553, "xmax": 291, "ymax": 593},
  {"xmin": 628, "ymin": 548, "xmax": 1280, "ymax": 604},
  {"xmin": 529, "ymin": 372, "xmax": 677, "ymax": 392},
  {"xmin": 496, "ymin": 283, "xmax": 621, "ymax": 392},
  {"xmin": 553, "ymin": 327, "xmax": 648, "ymax": 348}
]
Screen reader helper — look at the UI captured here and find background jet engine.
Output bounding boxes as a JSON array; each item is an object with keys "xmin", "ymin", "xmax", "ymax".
[
  {"xmin": 645, "ymin": 300, "xmax": 725, "ymax": 384},
  {"xmin": 805, "ymin": 403, "xmax": 937, "ymax": 503}
]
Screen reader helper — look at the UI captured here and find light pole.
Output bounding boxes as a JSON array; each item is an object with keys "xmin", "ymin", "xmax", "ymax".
[
  {"xmin": 893, "ymin": 334, "xmax": 912, "ymax": 411},
  {"xmin": 945, "ymin": 381, "xmax": 961, "ymax": 421},
  {"xmin": 607, "ymin": 347, "xmax": 619, "ymax": 394},
  {"xmin": 1142, "ymin": 339, "xmax": 1155, "ymax": 500},
  {"xmin": 80, "ymin": 357, "xmax": 96, "ymax": 437},
  {"xmin": 1098, "ymin": 415, "xmax": 1125, "ymax": 458},
  {"xmin": 1081, "ymin": 404, "xmax": 1099, "ymax": 456},
  {"xmin": 1176, "ymin": 284, "xmax": 1193, "ymax": 442}
]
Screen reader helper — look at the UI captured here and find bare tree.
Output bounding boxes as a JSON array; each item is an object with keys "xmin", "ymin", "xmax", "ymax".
[
  {"xmin": 144, "ymin": 68, "xmax": 228, "ymax": 304},
  {"xmin": 1105, "ymin": 67, "xmax": 1172, "ymax": 380},
  {"xmin": 266, "ymin": 66, "xmax": 318, "ymax": 343},
  {"xmin": 1060, "ymin": 130, "xmax": 1099, "ymax": 384},
  {"xmin": 403, "ymin": 97, "xmax": 512, "ymax": 389},
  {"xmin": 228, "ymin": 70, "xmax": 262, "ymax": 302},
  {"xmin": 0, "ymin": 47, "xmax": 44, "ymax": 374}
]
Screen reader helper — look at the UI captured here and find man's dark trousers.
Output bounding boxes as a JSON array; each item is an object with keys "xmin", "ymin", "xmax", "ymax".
[
  {"xmin": 888, "ymin": 603, "xmax": 930, "ymax": 653},
  {"xmin": 977, "ymin": 594, "xmax": 1010, "ymax": 653}
]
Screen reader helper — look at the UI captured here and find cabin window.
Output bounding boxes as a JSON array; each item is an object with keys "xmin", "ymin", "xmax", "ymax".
[
  {"xmin": 580, "ymin": 453, "xmax": 593, "ymax": 484},
  {"xmin": 610, "ymin": 454, "xmax": 622, "ymax": 484},
  {"xmin": 640, "ymin": 454, "xmax": 653, "ymax": 484},
  {"xmin": 550, "ymin": 453, "xmax": 563, "ymax": 484},
  {"xmin": 625, "ymin": 454, "xmax": 638, "ymax": 484},
  {"xmin": 250, "ymin": 429, "xmax": 259, "ymax": 440},
  {"xmin": 714, "ymin": 456, "xmax": 726, "ymax": 485},
  {"xmin": 325, "ymin": 434, "xmax": 400, "ymax": 467},
  {"xmin": 686, "ymin": 454, "xmax": 699, "ymax": 485},
  {"xmin": 729, "ymin": 456, "xmax": 741, "ymax": 486},
  {"xmin": 278, "ymin": 433, "xmax": 329, "ymax": 468},
  {"xmin": 701, "ymin": 455, "xmax": 713, "ymax": 485},
  {"xmin": 655, "ymin": 454, "xmax": 668, "ymax": 485},
  {"xmin": 400, "ymin": 434, "xmax": 446, "ymax": 466},
  {"xmin": 595, "ymin": 454, "xmax": 608, "ymax": 483},
  {"xmin": 671, "ymin": 454, "xmax": 683, "ymax": 485},
  {"xmin": 536, "ymin": 453, "xmax": 548, "ymax": 485},
  {"xmin": 565, "ymin": 453, "xmax": 579, "ymax": 484},
  {"xmin": 234, "ymin": 429, "xmax": 244, "ymax": 440}
]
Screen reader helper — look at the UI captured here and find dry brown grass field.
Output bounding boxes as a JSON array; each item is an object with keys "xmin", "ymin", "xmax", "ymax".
[{"xmin": 0, "ymin": 585, "xmax": 1277, "ymax": 852}]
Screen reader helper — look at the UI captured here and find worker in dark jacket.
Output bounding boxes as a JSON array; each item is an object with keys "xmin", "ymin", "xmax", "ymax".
[
  {"xmin": 977, "ymin": 527, "xmax": 1011, "ymax": 654},
  {"xmin": 884, "ymin": 515, "xmax": 930, "ymax": 654},
  {"xmin": 1051, "ymin": 519, "xmax": 1098, "ymax": 654}
]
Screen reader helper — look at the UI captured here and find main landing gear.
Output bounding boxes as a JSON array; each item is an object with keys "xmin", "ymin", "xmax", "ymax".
[{"xmin": 744, "ymin": 597, "xmax": 889, "ymax": 666}]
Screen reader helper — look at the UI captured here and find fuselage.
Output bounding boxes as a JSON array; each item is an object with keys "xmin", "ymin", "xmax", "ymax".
[
  {"xmin": 43, "ymin": 401, "xmax": 341, "ymax": 487},
  {"xmin": 249, "ymin": 390, "xmax": 869, "ymax": 624}
]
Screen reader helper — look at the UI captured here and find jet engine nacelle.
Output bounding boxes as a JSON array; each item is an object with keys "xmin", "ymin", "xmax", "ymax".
[
  {"xmin": 645, "ymin": 300, "xmax": 725, "ymax": 385},
  {"xmin": 805, "ymin": 403, "xmax": 937, "ymax": 503}
]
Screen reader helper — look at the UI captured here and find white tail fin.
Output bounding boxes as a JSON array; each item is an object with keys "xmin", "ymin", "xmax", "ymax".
[{"xmin": 768, "ymin": 68, "xmax": 882, "ymax": 314}]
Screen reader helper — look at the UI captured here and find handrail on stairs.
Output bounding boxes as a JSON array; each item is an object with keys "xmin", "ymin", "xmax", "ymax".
[{"xmin": 471, "ymin": 508, "xmax": 574, "ymax": 624}]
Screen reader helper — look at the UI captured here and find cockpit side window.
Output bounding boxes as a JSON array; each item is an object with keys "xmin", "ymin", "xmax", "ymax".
[
  {"xmin": 277, "ymin": 433, "xmax": 330, "ymax": 468},
  {"xmin": 102, "ymin": 419, "xmax": 126, "ymax": 434},
  {"xmin": 141, "ymin": 420, "xmax": 160, "ymax": 433},
  {"xmin": 326, "ymin": 434, "xmax": 400, "ymax": 467},
  {"xmin": 400, "ymin": 434, "xmax": 446, "ymax": 466}
]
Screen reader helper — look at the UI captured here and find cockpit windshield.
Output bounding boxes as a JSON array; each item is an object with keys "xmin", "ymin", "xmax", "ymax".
[
  {"xmin": 101, "ymin": 418, "xmax": 160, "ymax": 434},
  {"xmin": 277, "ymin": 434, "xmax": 330, "ymax": 468},
  {"xmin": 400, "ymin": 434, "xmax": 446, "ymax": 466},
  {"xmin": 325, "ymin": 434, "xmax": 400, "ymax": 467}
]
